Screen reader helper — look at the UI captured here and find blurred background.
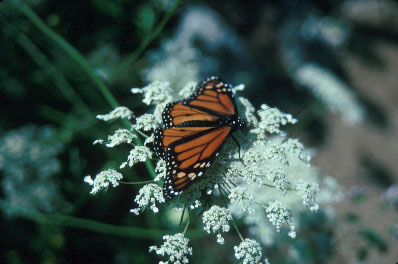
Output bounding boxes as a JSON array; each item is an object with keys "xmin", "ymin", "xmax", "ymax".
[{"xmin": 1, "ymin": 0, "xmax": 397, "ymax": 263}]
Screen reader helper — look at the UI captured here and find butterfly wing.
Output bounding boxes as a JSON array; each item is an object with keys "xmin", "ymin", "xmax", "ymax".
[
  {"xmin": 154, "ymin": 126, "xmax": 215, "ymax": 159},
  {"xmin": 161, "ymin": 102, "xmax": 219, "ymax": 128},
  {"xmin": 161, "ymin": 126, "xmax": 232, "ymax": 199},
  {"xmin": 154, "ymin": 76, "xmax": 241, "ymax": 199},
  {"xmin": 161, "ymin": 77, "xmax": 237, "ymax": 127}
]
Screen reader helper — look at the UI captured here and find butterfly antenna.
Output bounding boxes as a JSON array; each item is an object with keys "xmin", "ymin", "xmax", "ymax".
[{"xmin": 231, "ymin": 134, "xmax": 245, "ymax": 167}]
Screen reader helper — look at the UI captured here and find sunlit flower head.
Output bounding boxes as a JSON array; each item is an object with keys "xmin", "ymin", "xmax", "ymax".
[
  {"xmin": 84, "ymin": 169, "xmax": 123, "ymax": 195},
  {"xmin": 234, "ymin": 238, "xmax": 263, "ymax": 264},
  {"xmin": 149, "ymin": 233, "xmax": 192, "ymax": 264}
]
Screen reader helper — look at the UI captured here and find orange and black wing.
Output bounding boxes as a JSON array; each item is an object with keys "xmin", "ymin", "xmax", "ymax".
[
  {"xmin": 158, "ymin": 126, "xmax": 232, "ymax": 199},
  {"xmin": 161, "ymin": 76, "xmax": 237, "ymax": 127},
  {"xmin": 153, "ymin": 76, "xmax": 242, "ymax": 199}
]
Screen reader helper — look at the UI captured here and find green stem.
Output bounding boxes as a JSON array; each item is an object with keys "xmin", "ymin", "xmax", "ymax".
[
  {"xmin": 0, "ymin": 200, "xmax": 204, "ymax": 239},
  {"xmin": 218, "ymin": 185, "xmax": 244, "ymax": 242},
  {"xmin": 14, "ymin": 31, "xmax": 91, "ymax": 115},
  {"xmin": 183, "ymin": 212, "xmax": 191, "ymax": 235},
  {"xmin": 109, "ymin": 0, "xmax": 180, "ymax": 78},
  {"xmin": 120, "ymin": 180, "xmax": 155, "ymax": 185},
  {"xmin": 135, "ymin": 128, "xmax": 150, "ymax": 139},
  {"xmin": 262, "ymin": 183, "xmax": 293, "ymax": 191},
  {"xmin": 237, "ymin": 173, "xmax": 293, "ymax": 191},
  {"xmin": 10, "ymin": 0, "xmax": 118, "ymax": 108},
  {"xmin": 10, "ymin": 0, "xmax": 156, "ymax": 178}
]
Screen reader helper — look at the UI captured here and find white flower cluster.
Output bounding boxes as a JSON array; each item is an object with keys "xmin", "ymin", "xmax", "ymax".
[
  {"xmin": 300, "ymin": 15, "xmax": 348, "ymax": 48},
  {"xmin": 131, "ymin": 183, "xmax": 165, "ymax": 215},
  {"xmin": 253, "ymin": 104, "xmax": 297, "ymax": 138},
  {"xmin": 154, "ymin": 159, "xmax": 167, "ymax": 182},
  {"xmin": 94, "ymin": 129, "xmax": 136, "ymax": 147},
  {"xmin": 131, "ymin": 81, "xmax": 174, "ymax": 123},
  {"xmin": 228, "ymin": 186, "xmax": 255, "ymax": 215},
  {"xmin": 149, "ymin": 233, "xmax": 192, "ymax": 264},
  {"xmin": 133, "ymin": 113, "xmax": 159, "ymax": 132},
  {"xmin": 0, "ymin": 125, "xmax": 64, "ymax": 214},
  {"xmin": 96, "ymin": 106, "xmax": 134, "ymax": 121},
  {"xmin": 120, "ymin": 146, "xmax": 153, "ymax": 169},
  {"xmin": 84, "ymin": 169, "xmax": 123, "ymax": 194},
  {"xmin": 265, "ymin": 201, "xmax": 294, "ymax": 234},
  {"xmin": 132, "ymin": 81, "xmax": 174, "ymax": 106},
  {"xmin": 295, "ymin": 179, "xmax": 320, "ymax": 211},
  {"xmin": 234, "ymin": 239, "xmax": 264, "ymax": 264},
  {"xmin": 143, "ymin": 39, "xmax": 200, "ymax": 92},
  {"xmin": 294, "ymin": 63, "xmax": 364, "ymax": 124},
  {"xmin": 202, "ymin": 205, "xmax": 232, "ymax": 244},
  {"xmin": 381, "ymin": 184, "xmax": 398, "ymax": 209}
]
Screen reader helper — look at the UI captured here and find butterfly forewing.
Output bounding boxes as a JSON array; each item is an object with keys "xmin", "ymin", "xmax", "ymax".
[{"xmin": 185, "ymin": 77, "xmax": 237, "ymax": 116}]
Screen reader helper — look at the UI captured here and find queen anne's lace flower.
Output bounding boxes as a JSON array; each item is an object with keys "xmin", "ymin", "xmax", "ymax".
[
  {"xmin": 234, "ymin": 239, "xmax": 263, "ymax": 264},
  {"xmin": 154, "ymin": 159, "xmax": 167, "ymax": 182},
  {"xmin": 265, "ymin": 168, "xmax": 289, "ymax": 194},
  {"xmin": 0, "ymin": 126, "xmax": 64, "ymax": 214},
  {"xmin": 96, "ymin": 129, "xmax": 136, "ymax": 147},
  {"xmin": 134, "ymin": 113, "xmax": 159, "ymax": 131},
  {"xmin": 149, "ymin": 233, "xmax": 192, "ymax": 264},
  {"xmin": 295, "ymin": 179, "xmax": 320, "ymax": 211},
  {"xmin": 202, "ymin": 205, "xmax": 232, "ymax": 244},
  {"xmin": 294, "ymin": 63, "xmax": 364, "ymax": 124},
  {"xmin": 84, "ymin": 169, "xmax": 123, "ymax": 194},
  {"xmin": 254, "ymin": 104, "xmax": 297, "ymax": 137},
  {"xmin": 120, "ymin": 146, "xmax": 153, "ymax": 169},
  {"xmin": 131, "ymin": 81, "xmax": 173, "ymax": 106},
  {"xmin": 178, "ymin": 81, "xmax": 197, "ymax": 98},
  {"xmin": 143, "ymin": 39, "xmax": 200, "ymax": 93},
  {"xmin": 96, "ymin": 106, "xmax": 134, "ymax": 121},
  {"xmin": 131, "ymin": 183, "xmax": 165, "ymax": 214},
  {"xmin": 228, "ymin": 187, "xmax": 255, "ymax": 215},
  {"xmin": 282, "ymin": 138, "xmax": 311, "ymax": 163},
  {"xmin": 265, "ymin": 200, "xmax": 293, "ymax": 232}
]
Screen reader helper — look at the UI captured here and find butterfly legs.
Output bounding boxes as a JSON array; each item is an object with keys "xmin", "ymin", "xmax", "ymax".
[{"xmin": 231, "ymin": 134, "xmax": 245, "ymax": 167}]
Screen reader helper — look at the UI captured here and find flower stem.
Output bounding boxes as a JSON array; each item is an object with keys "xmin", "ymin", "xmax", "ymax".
[
  {"xmin": 0, "ymin": 200, "xmax": 204, "ymax": 239},
  {"xmin": 218, "ymin": 185, "xmax": 244, "ymax": 242},
  {"xmin": 109, "ymin": 0, "xmax": 180, "ymax": 78},
  {"xmin": 10, "ymin": 0, "xmax": 119, "ymax": 107},
  {"xmin": 120, "ymin": 180, "xmax": 155, "ymax": 185},
  {"xmin": 183, "ymin": 210, "xmax": 191, "ymax": 235},
  {"xmin": 10, "ymin": 0, "xmax": 157, "ymax": 178},
  {"xmin": 135, "ymin": 129, "xmax": 150, "ymax": 139}
]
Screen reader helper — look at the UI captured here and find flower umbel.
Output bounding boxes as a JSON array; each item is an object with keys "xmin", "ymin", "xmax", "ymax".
[
  {"xmin": 84, "ymin": 169, "xmax": 123, "ymax": 195},
  {"xmin": 234, "ymin": 239, "xmax": 263, "ymax": 264},
  {"xmin": 202, "ymin": 205, "xmax": 232, "ymax": 244},
  {"xmin": 149, "ymin": 233, "xmax": 192, "ymax": 264},
  {"xmin": 131, "ymin": 183, "xmax": 165, "ymax": 215},
  {"xmin": 94, "ymin": 129, "xmax": 136, "ymax": 147},
  {"xmin": 265, "ymin": 200, "xmax": 293, "ymax": 233},
  {"xmin": 96, "ymin": 106, "xmax": 134, "ymax": 121},
  {"xmin": 120, "ymin": 146, "xmax": 153, "ymax": 169}
]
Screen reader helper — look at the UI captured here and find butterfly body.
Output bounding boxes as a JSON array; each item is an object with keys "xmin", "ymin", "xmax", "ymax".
[{"xmin": 154, "ymin": 76, "xmax": 245, "ymax": 199}]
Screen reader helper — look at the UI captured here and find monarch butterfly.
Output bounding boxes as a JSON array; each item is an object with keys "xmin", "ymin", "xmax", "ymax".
[{"xmin": 154, "ymin": 76, "xmax": 245, "ymax": 199}]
